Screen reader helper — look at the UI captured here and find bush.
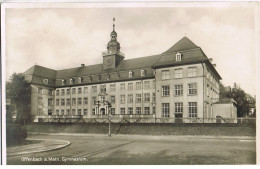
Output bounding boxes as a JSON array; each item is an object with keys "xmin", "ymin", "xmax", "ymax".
[{"xmin": 6, "ymin": 124, "xmax": 27, "ymax": 146}]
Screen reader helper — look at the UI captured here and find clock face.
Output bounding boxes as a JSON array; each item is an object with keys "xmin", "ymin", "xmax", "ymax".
[{"xmin": 106, "ymin": 57, "xmax": 113, "ymax": 66}]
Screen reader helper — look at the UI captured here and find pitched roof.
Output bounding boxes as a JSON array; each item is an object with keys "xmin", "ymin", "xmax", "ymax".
[
  {"xmin": 23, "ymin": 65, "xmax": 57, "ymax": 79},
  {"xmin": 56, "ymin": 54, "xmax": 161, "ymax": 79},
  {"xmin": 164, "ymin": 36, "xmax": 199, "ymax": 53}
]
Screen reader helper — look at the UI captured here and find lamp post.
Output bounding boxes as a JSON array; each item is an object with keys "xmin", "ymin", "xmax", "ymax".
[{"xmin": 104, "ymin": 101, "xmax": 112, "ymax": 137}]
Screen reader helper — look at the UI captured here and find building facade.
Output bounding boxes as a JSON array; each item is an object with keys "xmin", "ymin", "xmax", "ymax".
[{"xmin": 23, "ymin": 21, "xmax": 227, "ymax": 123}]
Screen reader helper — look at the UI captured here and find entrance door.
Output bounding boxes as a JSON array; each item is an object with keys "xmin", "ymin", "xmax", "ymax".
[
  {"xmin": 175, "ymin": 114, "xmax": 183, "ymax": 123},
  {"xmin": 100, "ymin": 108, "xmax": 105, "ymax": 115}
]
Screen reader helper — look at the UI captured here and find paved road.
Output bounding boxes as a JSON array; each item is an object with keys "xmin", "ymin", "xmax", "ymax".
[{"xmin": 7, "ymin": 134, "xmax": 256, "ymax": 165}]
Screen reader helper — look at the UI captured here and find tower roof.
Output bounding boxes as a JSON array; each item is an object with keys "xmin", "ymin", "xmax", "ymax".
[{"xmin": 164, "ymin": 36, "xmax": 199, "ymax": 53}]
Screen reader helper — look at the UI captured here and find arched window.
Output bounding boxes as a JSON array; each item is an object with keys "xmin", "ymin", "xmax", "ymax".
[
  {"xmin": 78, "ymin": 77, "xmax": 82, "ymax": 83},
  {"xmin": 70, "ymin": 78, "xmax": 74, "ymax": 84},
  {"xmin": 176, "ymin": 53, "xmax": 182, "ymax": 61},
  {"xmin": 141, "ymin": 69, "xmax": 145, "ymax": 77},
  {"xmin": 43, "ymin": 79, "xmax": 48, "ymax": 84},
  {"xmin": 129, "ymin": 71, "xmax": 133, "ymax": 78}
]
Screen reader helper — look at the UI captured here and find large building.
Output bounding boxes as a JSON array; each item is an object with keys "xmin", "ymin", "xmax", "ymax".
[{"xmin": 23, "ymin": 20, "xmax": 236, "ymax": 123}]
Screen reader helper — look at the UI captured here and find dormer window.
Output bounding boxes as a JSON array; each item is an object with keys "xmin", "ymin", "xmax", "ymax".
[
  {"xmin": 70, "ymin": 78, "xmax": 74, "ymax": 84},
  {"xmin": 129, "ymin": 71, "xmax": 133, "ymax": 78},
  {"xmin": 62, "ymin": 80, "xmax": 65, "ymax": 85},
  {"xmin": 43, "ymin": 79, "xmax": 48, "ymax": 84},
  {"xmin": 106, "ymin": 73, "xmax": 110, "ymax": 80},
  {"xmin": 116, "ymin": 72, "xmax": 120, "ymax": 79},
  {"xmin": 78, "ymin": 77, "xmax": 82, "ymax": 83},
  {"xmin": 89, "ymin": 75, "xmax": 92, "ymax": 82},
  {"xmin": 176, "ymin": 53, "xmax": 182, "ymax": 61},
  {"xmin": 98, "ymin": 74, "xmax": 101, "ymax": 81},
  {"xmin": 141, "ymin": 69, "xmax": 146, "ymax": 77}
]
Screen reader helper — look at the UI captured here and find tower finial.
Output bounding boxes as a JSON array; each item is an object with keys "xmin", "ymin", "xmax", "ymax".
[{"xmin": 113, "ymin": 17, "xmax": 115, "ymax": 31}]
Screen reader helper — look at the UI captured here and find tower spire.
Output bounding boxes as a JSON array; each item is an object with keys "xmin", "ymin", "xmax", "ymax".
[{"xmin": 113, "ymin": 17, "xmax": 115, "ymax": 31}]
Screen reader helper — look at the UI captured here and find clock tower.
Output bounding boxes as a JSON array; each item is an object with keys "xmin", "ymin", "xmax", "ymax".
[{"xmin": 102, "ymin": 18, "xmax": 125, "ymax": 70}]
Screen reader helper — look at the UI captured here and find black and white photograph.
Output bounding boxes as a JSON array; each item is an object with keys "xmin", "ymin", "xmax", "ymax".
[{"xmin": 1, "ymin": 1, "xmax": 258, "ymax": 165}]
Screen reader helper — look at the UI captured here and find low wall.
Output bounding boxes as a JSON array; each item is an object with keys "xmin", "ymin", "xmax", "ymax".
[{"xmin": 26, "ymin": 123, "xmax": 256, "ymax": 136}]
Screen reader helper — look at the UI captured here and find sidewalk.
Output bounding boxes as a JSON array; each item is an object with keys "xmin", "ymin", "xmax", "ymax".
[{"xmin": 7, "ymin": 138, "xmax": 70, "ymax": 157}]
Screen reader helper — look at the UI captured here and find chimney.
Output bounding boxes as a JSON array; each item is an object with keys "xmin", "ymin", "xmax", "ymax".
[
  {"xmin": 212, "ymin": 64, "xmax": 216, "ymax": 67},
  {"xmin": 209, "ymin": 58, "xmax": 213, "ymax": 63},
  {"xmin": 81, "ymin": 64, "xmax": 85, "ymax": 67}
]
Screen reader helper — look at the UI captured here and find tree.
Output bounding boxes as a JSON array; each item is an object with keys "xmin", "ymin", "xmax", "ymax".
[
  {"xmin": 219, "ymin": 82, "xmax": 254, "ymax": 117},
  {"xmin": 6, "ymin": 73, "xmax": 31, "ymax": 124}
]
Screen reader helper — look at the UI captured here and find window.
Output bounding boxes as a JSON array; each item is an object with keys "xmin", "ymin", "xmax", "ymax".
[
  {"xmin": 153, "ymin": 107, "xmax": 156, "ymax": 114},
  {"xmin": 92, "ymin": 86, "xmax": 97, "ymax": 93},
  {"xmin": 48, "ymin": 99, "xmax": 53, "ymax": 106},
  {"xmin": 188, "ymin": 83, "xmax": 197, "ymax": 95},
  {"xmin": 188, "ymin": 102, "xmax": 197, "ymax": 118},
  {"xmin": 136, "ymin": 107, "xmax": 141, "ymax": 114},
  {"xmin": 111, "ymin": 108, "xmax": 115, "ymax": 115},
  {"xmin": 120, "ymin": 83, "xmax": 125, "ymax": 91},
  {"xmin": 175, "ymin": 69, "xmax": 183, "ymax": 78},
  {"xmin": 92, "ymin": 97, "xmax": 96, "ymax": 105},
  {"xmin": 48, "ymin": 89, "xmax": 53, "ymax": 96},
  {"xmin": 141, "ymin": 69, "xmax": 145, "ymax": 76},
  {"xmin": 66, "ymin": 109, "xmax": 70, "ymax": 115},
  {"xmin": 38, "ymin": 88, "xmax": 43, "ymax": 94},
  {"xmin": 188, "ymin": 67, "xmax": 197, "ymax": 77},
  {"xmin": 128, "ymin": 83, "xmax": 133, "ymax": 91},
  {"xmin": 78, "ymin": 98, "xmax": 82, "ymax": 105},
  {"xmin": 101, "ymin": 85, "xmax": 106, "ymax": 92},
  {"xmin": 128, "ymin": 107, "xmax": 133, "ymax": 114},
  {"xmin": 84, "ymin": 87, "xmax": 88, "ymax": 94},
  {"xmin": 128, "ymin": 94, "xmax": 133, "ymax": 103},
  {"xmin": 144, "ymin": 93, "xmax": 150, "ymax": 102},
  {"xmin": 162, "ymin": 86, "xmax": 170, "ymax": 96},
  {"xmin": 175, "ymin": 84, "xmax": 183, "ymax": 96},
  {"xmin": 72, "ymin": 88, "xmax": 76, "ymax": 94},
  {"xmin": 56, "ymin": 99, "xmax": 59, "ymax": 106},
  {"xmin": 70, "ymin": 78, "xmax": 74, "ymax": 84},
  {"xmin": 78, "ymin": 88, "xmax": 82, "ymax": 94},
  {"xmin": 38, "ymin": 97, "xmax": 42, "ymax": 105},
  {"xmin": 136, "ymin": 94, "xmax": 142, "ymax": 103},
  {"xmin": 207, "ymin": 84, "xmax": 209, "ymax": 96},
  {"xmin": 43, "ymin": 79, "xmax": 48, "ymax": 84},
  {"xmin": 61, "ymin": 89, "xmax": 65, "ymax": 96},
  {"xmin": 55, "ymin": 109, "xmax": 59, "ymax": 115},
  {"xmin": 62, "ymin": 80, "xmax": 65, "ymax": 85},
  {"xmin": 175, "ymin": 102, "xmax": 183, "ymax": 113},
  {"xmin": 162, "ymin": 103, "xmax": 170, "ymax": 118},
  {"xmin": 72, "ymin": 98, "xmax": 76, "ymax": 106},
  {"xmin": 120, "ymin": 95, "xmax": 125, "ymax": 104},
  {"xmin": 56, "ymin": 89, "xmax": 59, "ymax": 96},
  {"xmin": 144, "ymin": 81, "xmax": 150, "ymax": 89},
  {"xmin": 152, "ymin": 80, "xmax": 155, "ymax": 89},
  {"xmin": 111, "ymin": 96, "xmax": 115, "ymax": 103},
  {"xmin": 61, "ymin": 99, "xmax": 65, "ymax": 106},
  {"xmin": 110, "ymin": 84, "xmax": 116, "ymax": 92},
  {"xmin": 176, "ymin": 53, "xmax": 182, "ymax": 61},
  {"xmin": 61, "ymin": 109, "xmax": 64, "ymax": 115},
  {"xmin": 120, "ymin": 108, "xmax": 125, "ymax": 115},
  {"xmin": 72, "ymin": 109, "xmax": 76, "ymax": 115},
  {"xmin": 101, "ymin": 96, "xmax": 106, "ymax": 103},
  {"xmin": 84, "ymin": 97, "xmax": 88, "ymax": 105},
  {"xmin": 66, "ymin": 89, "xmax": 70, "ymax": 95},
  {"xmin": 129, "ymin": 71, "xmax": 133, "ymax": 78},
  {"xmin": 152, "ymin": 93, "xmax": 156, "ymax": 102},
  {"xmin": 144, "ymin": 107, "xmax": 150, "ymax": 114},
  {"xmin": 136, "ymin": 82, "xmax": 141, "ymax": 90},
  {"xmin": 162, "ymin": 70, "xmax": 170, "ymax": 80},
  {"xmin": 78, "ymin": 109, "xmax": 82, "ymax": 115},
  {"xmin": 84, "ymin": 109, "xmax": 87, "ymax": 115},
  {"xmin": 78, "ymin": 77, "xmax": 82, "ymax": 83},
  {"xmin": 66, "ymin": 99, "xmax": 70, "ymax": 106},
  {"xmin": 92, "ymin": 109, "xmax": 95, "ymax": 115}
]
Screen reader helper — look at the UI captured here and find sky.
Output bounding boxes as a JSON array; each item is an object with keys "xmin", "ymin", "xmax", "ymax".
[{"xmin": 3, "ymin": 2, "xmax": 257, "ymax": 96}]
